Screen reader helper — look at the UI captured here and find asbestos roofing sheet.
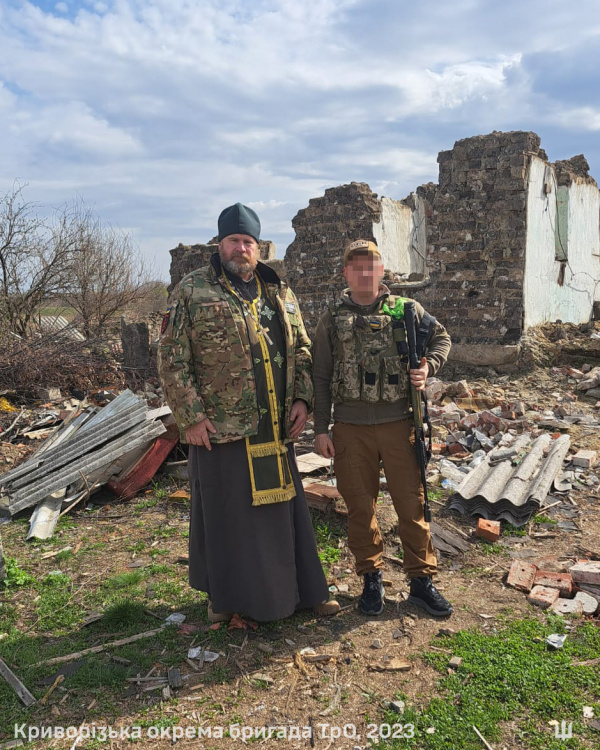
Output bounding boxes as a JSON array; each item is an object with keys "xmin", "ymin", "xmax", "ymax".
[
  {"xmin": 447, "ymin": 433, "xmax": 571, "ymax": 526},
  {"xmin": 8, "ymin": 420, "xmax": 166, "ymax": 515}
]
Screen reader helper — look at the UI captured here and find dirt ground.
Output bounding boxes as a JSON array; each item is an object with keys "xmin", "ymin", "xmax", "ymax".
[{"xmin": 1, "ymin": 362, "xmax": 600, "ymax": 749}]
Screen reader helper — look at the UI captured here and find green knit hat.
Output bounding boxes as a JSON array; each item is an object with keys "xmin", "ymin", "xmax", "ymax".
[{"xmin": 217, "ymin": 203, "xmax": 261, "ymax": 242}]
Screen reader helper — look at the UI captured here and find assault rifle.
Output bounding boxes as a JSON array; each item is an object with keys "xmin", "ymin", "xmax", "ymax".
[{"xmin": 404, "ymin": 301, "xmax": 432, "ymax": 523}]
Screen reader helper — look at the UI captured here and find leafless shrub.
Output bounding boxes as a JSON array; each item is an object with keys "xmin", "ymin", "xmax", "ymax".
[
  {"xmin": 61, "ymin": 203, "xmax": 157, "ymax": 338},
  {"xmin": 0, "ymin": 331, "xmax": 125, "ymax": 396},
  {"xmin": 0, "ymin": 184, "xmax": 78, "ymax": 338}
]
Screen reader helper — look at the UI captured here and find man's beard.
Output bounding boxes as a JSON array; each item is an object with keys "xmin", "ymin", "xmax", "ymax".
[{"xmin": 221, "ymin": 255, "xmax": 258, "ymax": 277}]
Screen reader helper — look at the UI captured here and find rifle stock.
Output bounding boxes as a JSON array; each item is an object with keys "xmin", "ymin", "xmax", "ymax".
[{"xmin": 404, "ymin": 301, "xmax": 432, "ymax": 523}]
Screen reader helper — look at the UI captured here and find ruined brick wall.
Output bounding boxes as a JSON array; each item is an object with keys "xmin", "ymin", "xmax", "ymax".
[
  {"xmin": 284, "ymin": 182, "xmax": 383, "ymax": 332},
  {"xmin": 168, "ymin": 239, "xmax": 276, "ymax": 292},
  {"xmin": 400, "ymin": 131, "xmax": 544, "ymax": 345},
  {"xmin": 284, "ymin": 132, "xmax": 545, "ymax": 348},
  {"xmin": 165, "ymin": 132, "xmax": 596, "ymax": 358}
]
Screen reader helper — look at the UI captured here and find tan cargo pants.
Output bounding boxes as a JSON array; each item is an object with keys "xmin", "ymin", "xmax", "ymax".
[{"xmin": 332, "ymin": 419, "xmax": 437, "ymax": 578}]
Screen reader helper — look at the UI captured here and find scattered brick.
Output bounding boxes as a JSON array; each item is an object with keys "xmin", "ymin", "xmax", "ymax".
[
  {"xmin": 527, "ymin": 586, "xmax": 559, "ymax": 609},
  {"xmin": 569, "ymin": 561, "xmax": 600, "ymax": 586},
  {"xmin": 476, "ymin": 518, "xmax": 501, "ymax": 543},
  {"xmin": 571, "ymin": 450, "xmax": 597, "ymax": 469},
  {"xmin": 448, "ymin": 656, "xmax": 463, "ymax": 669},
  {"xmin": 304, "ymin": 483, "xmax": 341, "ymax": 512},
  {"xmin": 533, "ymin": 571, "xmax": 573, "ymax": 598},
  {"xmin": 550, "ymin": 598, "xmax": 584, "ymax": 616},
  {"xmin": 507, "ymin": 560, "xmax": 538, "ymax": 592}
]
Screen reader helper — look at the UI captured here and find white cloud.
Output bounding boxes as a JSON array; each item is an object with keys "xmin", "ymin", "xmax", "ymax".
[
  {"xmin": 0, "ymin": 0, "xmax": 598, "ymax": 278},
  {"xmin": 551, "ymin": 106, "xmax": 600, "ymax": 132}
]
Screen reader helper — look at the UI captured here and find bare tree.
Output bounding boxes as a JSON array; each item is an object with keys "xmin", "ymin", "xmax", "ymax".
[
  {"xmin": 63, "ymin": 204, "xmax": 154, "ymax": 338},
  {"xmin": 0, "ymin": 185, "xmax": 76, "ymax": 338}
]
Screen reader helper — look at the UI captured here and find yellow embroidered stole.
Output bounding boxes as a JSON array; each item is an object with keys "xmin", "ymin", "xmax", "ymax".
[{"xmin": 223, "ymin": 273, "xmax": 295, "ymax": 506}]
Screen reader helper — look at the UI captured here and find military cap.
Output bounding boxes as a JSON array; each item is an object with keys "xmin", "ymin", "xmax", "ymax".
[{"xmin": 343, "ymin": 239, "xmax": 381, "ymax": 265}]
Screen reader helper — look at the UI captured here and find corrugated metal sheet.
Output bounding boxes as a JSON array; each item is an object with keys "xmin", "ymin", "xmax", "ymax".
[
  {"xmin": 8, "ymin": 421, "xmax": 166, "ymax": 515},
  {"xmin": 0, "ymin": 390, "xmax": 167, "ymax": 519},
  {"xmin": 447, "ymin": 433, "xmax": 571, "ymax": 526}
]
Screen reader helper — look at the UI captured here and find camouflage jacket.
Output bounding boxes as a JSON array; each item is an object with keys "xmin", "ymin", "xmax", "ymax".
[{"xmin": 157, "ymin": 254, "xmax": 313, "ymax": 444}]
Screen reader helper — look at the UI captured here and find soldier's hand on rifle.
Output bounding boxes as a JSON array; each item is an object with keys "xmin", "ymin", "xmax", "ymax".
[
  {"xmin": 409, "ymin": 357, "xmax": 429, "ymax": 391},
  {"xmin": 315, "ymin": 433, "xmax": 335, "ymax": 458},
  {"xmin": 186, "ymin": 417, "xmax": 217, "ymax": 450},
  {"xmin": 289, "ymin": 399, "xmax": 308, "ymax": 439}
]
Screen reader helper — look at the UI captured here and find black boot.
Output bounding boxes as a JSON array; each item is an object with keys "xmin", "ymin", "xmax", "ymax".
[
  {"xmin": 408, "ymin": 576, "xmax": 453, "ymax": 617},
  {"xmin": 359, "ymin": 570, "xmax": 385, "ymax": 615}
]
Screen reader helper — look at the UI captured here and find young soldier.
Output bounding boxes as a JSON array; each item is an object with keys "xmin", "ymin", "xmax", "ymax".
[{"xmin": 313, "ymin": 239, "xmax": 453, "ymax": 617}]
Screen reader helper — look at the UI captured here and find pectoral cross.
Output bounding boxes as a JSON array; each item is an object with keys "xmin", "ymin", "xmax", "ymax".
[
  {"xmin": 243, "ymin": 307, "xmax": 273, "ymax": 345},
  {"xmin": 258, "ymin": 323, "xmax": 273, "ymax": 346}
]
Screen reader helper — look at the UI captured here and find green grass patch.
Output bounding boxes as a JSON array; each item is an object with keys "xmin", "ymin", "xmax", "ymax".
[
  {"xmin": 103, "ymin": 571, "xmax": 146, "ymax": 590},
  {"xmin": 36, "ymin": 572, "xmax": 85, "ymax": 632},
  {"xmin": 382, "ymin": 616, "xmax": 600, "ymax": 749},
  {"xmin": 101, "ymin": 599, "xmax": 150, "ymax": 631},
  {"xmin": 312, "ymin": 516, "xmax": 344, "ymax": 570},
  {"xmin": 503, "ymin": 522, "xmax": 528, "ymax": 536},
  {"xmin": 1, "ymin": 557, "xmax": 36, "ymax": 588}
]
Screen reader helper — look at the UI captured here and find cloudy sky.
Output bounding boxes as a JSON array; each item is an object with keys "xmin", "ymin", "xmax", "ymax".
[{"xmin": 1, "ymin": 0, "xmax": 599, "ymax": 279}]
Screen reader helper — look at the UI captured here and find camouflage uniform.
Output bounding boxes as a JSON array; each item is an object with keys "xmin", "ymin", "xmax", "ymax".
[
  {"xmin": 158, "ymin": 254, "xmax": 313, "ymax": 442},
  {"xmin": 157, "ymin": 252, "xmax": 329, "ymax": 622},
  {"xmin": 313, "ymin": 286, "xmax": 451, "ymax": 580}
]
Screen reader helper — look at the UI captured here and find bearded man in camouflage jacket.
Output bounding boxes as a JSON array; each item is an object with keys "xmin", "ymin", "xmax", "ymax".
[{"xmin": 158, "ymin": 203, "xmax": 338, "ymax": 623}]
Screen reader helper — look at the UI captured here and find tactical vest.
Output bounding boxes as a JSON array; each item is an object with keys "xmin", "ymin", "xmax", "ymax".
[{"xmin": 330, "ymin": 297, "xmax": 409, "ymax": 404}]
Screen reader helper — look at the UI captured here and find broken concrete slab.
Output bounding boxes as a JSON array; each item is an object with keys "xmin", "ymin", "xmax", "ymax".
[
  {"xmin": 550, "ymin": 598, "xmax": 584, "ymax": 616},
  {"xmin": 569, "ymin": 561, "xmax": 600, "ymax": 586},
  {"xmin": 571, "ymin": 450, "xmax": 597, "ymax": 468},
  {"xmin": 574, "ymin": 591, "xmax": 599, "ymax": 615},
  {"xmin": 578, "ymin": 583, "xmax": 600, "ymax": 600}
]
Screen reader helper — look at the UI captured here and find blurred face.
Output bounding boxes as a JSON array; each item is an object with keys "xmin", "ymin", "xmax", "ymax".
[
  {"xmin": 343, "ymin": 253, "xmax": 384, "ymax": 297},
  {"xmin": 219, "ymin": 234, "xmax": 259, "ymax": 277}
]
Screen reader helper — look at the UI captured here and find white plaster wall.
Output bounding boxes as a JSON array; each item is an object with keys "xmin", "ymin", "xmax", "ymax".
[
  {"xmin": 372, "ymin": 195, "xmax": 426, "ymax": 276},
  {"xmin": 524, "ymin": 157, "xmax": 600, "ymax": 328}
]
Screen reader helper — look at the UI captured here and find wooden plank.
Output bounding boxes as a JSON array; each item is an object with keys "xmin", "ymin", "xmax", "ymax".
[
  {"xmin": 430, "ymin": 521, "xmax": 470, "ymax": 554},
  {"xmin": 33, "ymin": 628, "xmax": 164, "ymax": 667},
  {"xmin": 0, "ymin": 658, "xmax": 36, "ymax": 707}
]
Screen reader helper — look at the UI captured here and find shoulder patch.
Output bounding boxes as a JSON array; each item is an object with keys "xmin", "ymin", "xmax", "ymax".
[{"xmin": 161, "ymin": 306, "xmax": 172, "ymax": 335}]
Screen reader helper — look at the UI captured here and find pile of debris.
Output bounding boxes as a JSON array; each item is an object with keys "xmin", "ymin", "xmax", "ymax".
[
  {"xmin": 507, "ymin": 558, "xmax": 600, "ymax": 616},
  {"xmin": 418, "ymin": 373, "xmax": 600, "ymax": 525},
  {"xmin": 446, "ymin": 434, "xmax": 571, "ymax": 526},
  {"xmin": 574, "ymin": 365, "xmax": 600, "ymax": 403},
  {"xmin": 0, "ymin": 390, "xmax": 178, "ymax": 540}
]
